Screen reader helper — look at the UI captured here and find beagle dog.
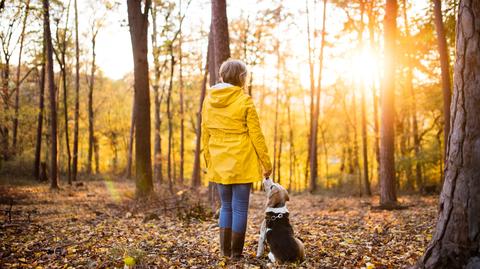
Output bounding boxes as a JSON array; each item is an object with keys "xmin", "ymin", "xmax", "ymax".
[{"xmin": 256, "ymin": 178, "xmax": 305, "ymax": 263}]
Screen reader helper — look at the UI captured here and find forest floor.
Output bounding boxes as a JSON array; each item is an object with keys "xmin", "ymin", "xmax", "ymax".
[{"xmin": 0, "ymin": 177, "xmax": 437, "ymax": 269}]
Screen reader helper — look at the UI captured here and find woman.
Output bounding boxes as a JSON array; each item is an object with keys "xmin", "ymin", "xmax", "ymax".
[{"xmin": 202, "ymin": 59, "xmax": 272, "ymax": 259}]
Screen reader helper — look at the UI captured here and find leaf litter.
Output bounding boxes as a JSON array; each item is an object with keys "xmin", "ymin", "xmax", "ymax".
[{"xmin": 0, "ymin": 180, "xmax": 436, "ymax": 268}]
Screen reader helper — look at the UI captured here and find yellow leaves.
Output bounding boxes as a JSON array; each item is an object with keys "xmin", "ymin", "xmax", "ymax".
[
  {"xmin": 67, "ymin": 246, "xmax": 77, "ymax": 255},
  {"xmin": 124, "ymin": 256, "xmax": 136, "ymax": 266}
]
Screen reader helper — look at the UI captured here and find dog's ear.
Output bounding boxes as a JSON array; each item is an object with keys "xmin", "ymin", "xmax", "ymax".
[{"xmin": 285, "ymin": 191, "xmax": 290, "ymax": 202}]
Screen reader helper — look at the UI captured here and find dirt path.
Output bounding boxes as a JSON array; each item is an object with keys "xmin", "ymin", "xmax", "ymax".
[{"xmin": 0, "ymin": 180, "xmax": 436, "ymax": 268}]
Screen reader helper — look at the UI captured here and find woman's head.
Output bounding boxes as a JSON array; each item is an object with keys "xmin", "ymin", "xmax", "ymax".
[{"xmin": 219, "ymin": 59, "xmax": 247, "ymax": 87}]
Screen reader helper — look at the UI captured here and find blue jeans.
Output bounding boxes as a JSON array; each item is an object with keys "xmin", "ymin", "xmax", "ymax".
[{"xmin": 217, "ymin": 183, "xmax": 252, "ymax": 233}]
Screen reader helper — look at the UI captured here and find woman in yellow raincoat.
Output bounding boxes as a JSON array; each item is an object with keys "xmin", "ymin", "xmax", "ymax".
[{"xmin": 202, "ymin": 59, "xmax": 272, "ymax": 259}]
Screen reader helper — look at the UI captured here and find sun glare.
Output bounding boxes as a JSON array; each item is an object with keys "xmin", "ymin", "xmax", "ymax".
[{"xmin": 351, "ymin": 48, "xmax": 381, "ymax": 90}]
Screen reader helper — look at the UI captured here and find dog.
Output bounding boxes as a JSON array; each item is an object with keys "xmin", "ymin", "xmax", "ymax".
[{"xmin": 256, "ymin": 177, "xmax": 305, "ymax": 263}]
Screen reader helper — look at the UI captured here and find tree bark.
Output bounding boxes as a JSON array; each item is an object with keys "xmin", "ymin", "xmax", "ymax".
[
  {"xmin": 167, "ymin": 45, "xmax": 175, "ymax": 194},
  {"xmin": 273, "ymin": 40, "xmax": 280, "ymax": 181},
  {"xmin": 56, "ymin": 1, "xmax": 72, "ymax": 184},
  {"xmin": 417, "ymin": 1, "xmax": 480, "ymax": 267},
  {"xmin": 433, "ymin": 0, "xmax": 452, "ymax": 158},
  {"xmin": 12, "ymin": 0, "xmax": 30, "ymax": 152},
  {"xmin": 402, "ymin": 0, "xmax": 422, "ymax": 192},
  {"xmin": 191, "ymin": 39, "xmax": 210, "ymax": 188},
  {"xmin": 150, "ymin": 2, "xmax": 165, "ymax": 183},
  {"xmin": 358, "ymin": 0, "xmax": 371, "ymax": 196},
  {"xmin": 87, "ymin": 29, "xmax": 98, "ymax": 175},
  {"xmin": 178, "ymin": 0, "xmax": 185, "ymax": 185},
  {"xmin": 367, "ymin": 0, "xmax": 381, "ymax": 185},
  {"xmin": 125, "ymin": 101, "xmax": 135, "ymax": 179},
  {"xmin": 127, "ymin": 0, "xmax": 153, "ymax": 196},
  {"xmin": 379, "ymin": 0, "xmax": 397, "ymax": 207},
  {"xmin": 72, "ymin": 0, "xmax": 80, "ymax": 181},
  {"xmin": 309, "ymin": 0, "xmax": 327, "ymax": 193},
  {"xmin": 208, "ymin": 0, "xmax": 230, "ymax": 210},
  {"xmin": 211, "ymin": 0, "xmax": 230, "ymax": 81},
  {"xmin": 43, "ymin": 0, "xmax": 58, "ymax": 189},
  {"xmin": 34, "ymin": 50, "xmax": 46, "ymax": 180}
]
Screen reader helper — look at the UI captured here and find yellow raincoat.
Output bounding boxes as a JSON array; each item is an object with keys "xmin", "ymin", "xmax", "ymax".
[{"xmin": 202, "ymin": 83, "xmax": 272, "ymax": 184}]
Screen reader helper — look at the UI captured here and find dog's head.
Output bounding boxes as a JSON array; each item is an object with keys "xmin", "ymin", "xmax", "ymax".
[{"xmin": 263, "ymin": 178, "xmax": 289, "ymax": 208}]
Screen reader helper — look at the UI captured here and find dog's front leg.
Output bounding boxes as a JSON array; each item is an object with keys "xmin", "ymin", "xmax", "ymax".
[{"xmin": 256, "ymin": 219, "xmax": 267, "ymax": 257}]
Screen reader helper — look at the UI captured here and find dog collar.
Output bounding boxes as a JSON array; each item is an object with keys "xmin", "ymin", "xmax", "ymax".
[{"xmin": 266, "ymin": 206, "xmax": 289, "ymax": 214}]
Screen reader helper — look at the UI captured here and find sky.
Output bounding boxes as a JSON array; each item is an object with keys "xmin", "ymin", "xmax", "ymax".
[{"xmin": 2, "ymin": 0, "xmax": 431, "ymax": 87}]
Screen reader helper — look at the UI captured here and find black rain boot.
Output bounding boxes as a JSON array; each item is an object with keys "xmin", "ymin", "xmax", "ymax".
[
  {"xmin": 220, "ymin": 228, "xmax": 232, "ymax": 257},
  {"xmin": 231, "ymin": 231, "xmax": 246, "ymax": 260}
]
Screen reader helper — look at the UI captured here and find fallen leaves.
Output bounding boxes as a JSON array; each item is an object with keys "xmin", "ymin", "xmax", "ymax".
[{"xmin": 0, "ymin": 181, "xmax": 437, "ymax": 268}]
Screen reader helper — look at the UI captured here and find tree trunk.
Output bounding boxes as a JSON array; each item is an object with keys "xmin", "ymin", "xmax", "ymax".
[
  {"xmin": 211, "ymin": 0, "xmax": 230, "ymax": 81},
  {"xmin": 43, "ymin": 0, "xmax": 58, "ymax": 189},
  {"xmin": 209, "ymin": 0, "xmax": 230, "ymax": 210},
  {"xmin": 305, "ymin": 0, "xmax": 314, "ymax": 185},
  {"xmin": 358, "ymin": 0, "xmax": 371, "ymax": 196},
  {"xmin": 309, "ymin": 0, "xmax": 327, "ymax": 193},
  {"xmin": 1, "ymin": 52, "xmax": 10, "ymax": 162},
  {"xmin": 150, "ymin": 2, "xmax": 165, "ymax": 183},
  {"xmin": 167, "ymin": 45, "xmax": 175, "ymax": 194},
  {"xmin": 12, "ymin": 0, "xmax": 30, "ymax": 152},
  {"xmin": 433, "ymin": 0, "xmax": 452, "ymax": 158},
  {"xmin": 87, "ymin": 32, "xmax": 97, "ymax": 175},
  {"xmin": 273, "ymin": 40, "xmax": 280, "ymax": 181},
  {"xmin": 125, "ymin": 101, "xmax": 135, "ymax": 179},
  {"xmin": 127, "ymin": 0, "xmax": 153, "ymax": 196},
  {"xmin": 368, "ymin": 0, "xmax": 381, "ymax": 185},
  {"xmin": 379, "ymin": 0, "xmax": 397, "ymax": 207},
  {"xmin": 57, "ymin": 1, "xmax": 72, "ymax": 184},
  {"xmin": 72, "ymin": 0, "xmax": 80, "ymax": 182},
  {"xmin": 417, "ymin": 1, "xmax": 480, "ymax": 267},
  {"xmin": 402, "ymin": 0, "xmax": 422, "ymax": 192},
  {"xmin": 178, "ymin": 0, "xmax": 185, "ymax": 185},
  {"xmin": 34, "ymin": 53, "xmax": 46, "ymax": 180},
  {"xmin": 191, "ymin": 40, "xmax": 210, "ymax": 188}
]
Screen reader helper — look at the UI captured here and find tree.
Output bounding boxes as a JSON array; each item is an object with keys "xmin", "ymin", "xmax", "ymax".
[
  {"xmin": 178, "ymin": 0, "xmax": 185, "ymax": 185},
  {"xmin": 191, "ymin": 38, "xmax": 210, "ymax": 188},
  {"xmin": 86, "ymin": 16, "xmax": 101, "ymax": 175},
  {"xmin": 12, "ymin": 0, "xmax": 30, "ymax": 153},
  {"xmin": 127, "ymin": 0, "xmax": 153, "ymax": 196},
  {"xmin": 399, "ymin": 0, "xmax": 424, "ymax": 192},
  {"xmin": 166, "ymin": 44, "xmax": 175, "ymax": 193},
  {"xmin": 357, "ymin": 0, "xmax": 372, "ymax": 196},
  {"xmin": 43, "ymin": 0, "xmax": 58, "ymax": 189},
  {"xmin": 208, "ymin": 0, "xmax": 230, "ymax": 208},
  {"xmin": 308, "ymin": 0, "xmax": 327, "ymax": 193},
  {"xmin": 433, "ymin": 0, "xmax": 452, "ymax": 157},
  {"xmin": 379, "ymin": 0, "xmax": 397, "ymax": 207},
  {"xmin": 150, "ymin": 0, "xmax": 170, "ymax": 183},
  {"xmin": 53, "ymin": 1, "xmax": 72, "ymax": 184},
  {"xmin": 34, "ymin": 43, "xmax": 46, "ymax": 180},
  {"xmin": 210, "ymin": 0, "xmax": 230, "ymax": 80},
  {"xmin": 416, "ymin": 1, "xmax": 480, "ymax": 267},
  {"xmin": 72, "ymin": 0, "xmax": 80, "ymax": 182}
]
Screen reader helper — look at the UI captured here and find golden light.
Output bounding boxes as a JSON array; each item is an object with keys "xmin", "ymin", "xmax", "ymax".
[{"xmin": 351, "ymin": 48, "xmax": 381, "ymax": 90}]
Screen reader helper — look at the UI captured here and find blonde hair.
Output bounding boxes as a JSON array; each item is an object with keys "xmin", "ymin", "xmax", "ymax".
[{"xmin": 219, "ymin": 59, "xmax": 247, "ymax": 87}]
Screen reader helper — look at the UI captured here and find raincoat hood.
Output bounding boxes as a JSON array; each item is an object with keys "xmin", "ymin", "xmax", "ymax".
[{"xmin": 208, "ymin": 83, "xmax": 243, "ymax": 108}]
